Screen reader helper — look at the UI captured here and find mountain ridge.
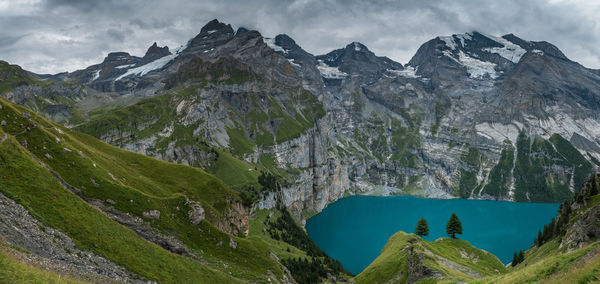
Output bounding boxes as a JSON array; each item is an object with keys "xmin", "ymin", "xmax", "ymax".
[{"xmin": 3, "ymin": 18, "xmax": 600, "ymax": 219}]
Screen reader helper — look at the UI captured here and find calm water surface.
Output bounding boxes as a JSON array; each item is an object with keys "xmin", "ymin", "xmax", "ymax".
[{"xmin": 305, "ymin": 195, "xmax": 560, "ymax": 275}]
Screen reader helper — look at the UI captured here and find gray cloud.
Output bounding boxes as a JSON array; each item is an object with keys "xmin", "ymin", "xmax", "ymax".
[{"xmin": 1, "ymin": 0, "xmax": 599, "ymax": 74}]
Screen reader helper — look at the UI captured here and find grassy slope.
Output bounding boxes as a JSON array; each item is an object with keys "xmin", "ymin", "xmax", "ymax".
[
  {"xmin": 249, "ymin": 209, "xmax": 309, "ymax": 261},
  {"xmin": 475, "ymin": 241, "xmax": 600, "ymax": 283},
  {"xmin": 0, "ymin": 97, "xmax": 285, "ymax": 282},
  {"xmin": 354, "ymin": 232, "xmax": 506, "ymax": 283},
  {"xmin": 0, "ymin": 131, "xmax": 239, "ymax": 283},
  {"xmin": 477, "ymin": 190, "xmax": 600, "ymax": 283}
]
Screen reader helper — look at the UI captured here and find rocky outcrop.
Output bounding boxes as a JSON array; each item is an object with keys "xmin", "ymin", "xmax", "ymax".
[
  {"xmin": 561, "ymin": 202, "xmax": 600, "ymax": 251},
  {"xmin": 140, "ymin": 42, "xmax": 171, "ymax": 65},
  {"xmin": 186, "ymin": 199, "xmax": 206, "ymax": 225},
  {"xmin": 89, "ymin": 199, "xmax": 193, "ymax": 257},
  {"xmin": 405, "ymin": 242, "xmax": 441, "ymax": 283},
  {"xmin": 218, "ymin": 201, "xmax": 250, "ymax": 237}
]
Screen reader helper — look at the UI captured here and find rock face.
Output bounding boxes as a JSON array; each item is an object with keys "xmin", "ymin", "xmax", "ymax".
[
  {"xmin": 142, "ymin": 209, "xmax": 161, "ymax": 219},
  {"xmin": 9, "ymin": 19, "xmax": 600, "ymax": 221},
  {"xmin": 215, "ymin": 200, "xmax": 250, "ymax": 237},
  {"xmin": 186, "ymin": 199, "xmax": 206, "ymax": 225},
  {"xmin": 405, "ymin": 240, "xmax": 442, "ymax": 283},
  {"xmin": 140, "ymin": 42, "xmax": 171, "ymax": 65},
  {"xmin": 562, "ymin": 201, "xmax": 600, "ymax": 251},
  {"xmin": 2, "ymin": 83, "xmax": 86, "ymax": 124}
]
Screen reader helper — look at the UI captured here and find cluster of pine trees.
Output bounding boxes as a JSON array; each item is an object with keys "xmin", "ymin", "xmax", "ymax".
[
  {"xmin": 414, "ymin": 213, "xmax": 463, "ymax": 239},
  {"xmin": 281, "ymin": 257, "xmax": 346, "ymax": 284},
  {"xmin": 511, "ymin": 250, "xmax": 525, "ymax": 266},
  {"xmin": 239, "ymin": 172, "xmax": 282, "ymax": 206},
  {"xmin": 266, "ymin": 205, "xmax": 349, "ymax": 282},
  {"xmin": 266, "ymin": 206, "xmax": 325, "ymax": 256}
]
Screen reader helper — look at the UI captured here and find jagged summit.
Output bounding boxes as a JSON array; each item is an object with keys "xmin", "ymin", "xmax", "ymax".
[
  {"xmin": 315, "ymin": 41, "xmax": 403, "ymax": 82},
  {"xmin": 141, "ymin": 42, "xmax": 170, "ymax": 64},
  {"xmin": 200, "ymin": 19, "xmax": 232, "ymax": 34},
  {"xmin": 235, "ymin": 27, "xmax": 249, "ymax": 35},
  {"xmin": 407, "ymin": 31, "xmax": 577, "ymax": 81},
  {"xmin": 102, "ymin": 52, "xmax": 138, "ymax": 64},
  {"xmin": 272, "ymin": 34, "xmax": 299, "ymax": 51},
  {"xmin": 185, "ymin": 19, "xmax": 235, "ymax": 54}
]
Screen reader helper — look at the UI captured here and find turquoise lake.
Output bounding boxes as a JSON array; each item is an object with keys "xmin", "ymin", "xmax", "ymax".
[{"xmin": 305, "ymin": 195, "xmax": 560, "ymax": 275}]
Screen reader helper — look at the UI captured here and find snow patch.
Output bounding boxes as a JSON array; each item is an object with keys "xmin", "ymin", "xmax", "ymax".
[
  {"xmin": 206, "ymin": 30, "xmax": 217, "ymax": 34},
  {"xmin": 287, "ymin": 58, "xmax": 301, "ymax": 68},
  {"xmin": 264, "ymin": 38, "xmax": 288, "ymax": 54},
  {"xmin": 439, "ymin": 36, "xmax": 457, "ymax": 50},
  {"xmin": 457, "ymin": 51, "xmax": 498, "ymax": 79},
  {"xmin": 439, "ymin": 33, "xmax": 473, "ymax": 50},
  {"xmin": 455, "ymin": 33, "xmax": 472, "ymax": 47},
  {"xmin": 316, "ymin": 60, "xmax": 348, "ymax": 79},
  {"xmin": 531, "ymin": 49, "xmax": 544, "ymax": 55},
  {"xmin": 115, "ymin": 64, "xmax": 136, "ymax": 69},
  {"xmin": 91, "ymin": 70, "xmax": 101, "ymax": 81},
  {"xmin": 386, "ymin": 66, "xmax": 420, "ymax": 78},
  {"xmin": 116, "ymin": 43, "xmax": 187, "ymax": 80},
  {"xmin": 481, "ymin": 33, "xmax": 527, "ymax": 63},
  {"xmin": 353, "ymin": 42, "xmax": 362, "ymax": 51}
]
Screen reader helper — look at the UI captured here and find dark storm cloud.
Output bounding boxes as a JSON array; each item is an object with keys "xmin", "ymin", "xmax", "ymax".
[{"xmin": 1, "ymin": 0, "xmax": 599, "ymax": 74}]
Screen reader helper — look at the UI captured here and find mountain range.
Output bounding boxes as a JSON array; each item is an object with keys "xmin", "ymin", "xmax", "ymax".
[{"xmin": 1, "ymin": 18, "xmax": 600, "ymax": 283}]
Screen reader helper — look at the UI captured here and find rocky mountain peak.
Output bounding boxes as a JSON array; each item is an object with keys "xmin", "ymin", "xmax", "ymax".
[
  {"xmin": 200, "ymin": 19, "xmax": 232, "ymax": 34},
  {"xmin": 235, "ymin": 27, "xmax": 249, "ymax": 35},
  {"xmin": 273, "ymin": 34, "xmax": 300, "ymax": 52},
  {"xmin": 103, "ymin": 52, "xmax": 137, "ymax": 64},
  {"xmin": 185, "ymin": 19, "xmax": 235, "ymax": 54},
  {"xmin": 409, "ymin": 30, "xmax": 578, "ymax": 83},
  {"xmin": 97, "ymin": 52, "xmax": 140, "ymax": 76},
  {"xmin": 141, "ymin": 42, "xmax": 171, "ymax": 64},
  {"xmin": 316, "ymin": 41, "xmax": 403, "ymax": 82},
  {"xmin": 347, "ymin": 41, "xmax": 369, "ymax": 53}
]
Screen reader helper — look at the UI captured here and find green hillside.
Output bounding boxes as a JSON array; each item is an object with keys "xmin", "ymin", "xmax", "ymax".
[
  {"xmin": 0, "ymin": 97, "xmax": 285, "ymax": 283},
  {"xmin": 354, "ymin": 232, "xmax": 506, "ymax": 283}
]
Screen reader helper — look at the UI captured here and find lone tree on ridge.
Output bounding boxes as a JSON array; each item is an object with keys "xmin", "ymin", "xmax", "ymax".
[
  {"xmin": 446, "ymin": 212, "xmax": 463, "ymax": 239},
  {"xmin": 415, "ymin": 217, "xmax": 429, "ymax": 237}
]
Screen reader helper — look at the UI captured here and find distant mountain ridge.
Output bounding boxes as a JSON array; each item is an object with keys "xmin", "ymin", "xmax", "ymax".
[{"xmin": 3, "ymin": 19, "xmax": 600, "ymax": 220}]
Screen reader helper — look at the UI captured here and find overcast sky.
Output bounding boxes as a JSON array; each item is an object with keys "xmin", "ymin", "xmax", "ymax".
[{"xmin": 1, "ymin": 0, "xmax": 599, "ymax": 74}]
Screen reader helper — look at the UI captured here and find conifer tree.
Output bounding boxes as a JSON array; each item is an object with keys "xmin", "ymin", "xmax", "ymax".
[
  {"xmin": 536, "ymin": 229, "xmax": 542, "ymax": 246},
  {"xmin": 517, "ymin": 250, "xmax": 525, "ymax": 264},
  {"xmin": 512, "ymin": 250, "xmax": 525, "ymax": 266},
  {"xmin": 591, "ymin": 178, "xmax": 598, "ymax": 196},
  {"xmin": 415, "ymin": 217, "xmax": 429, "ymax": 237},
  {"xmin": 446, "ymin": 212, "xmax": 463, "ymax": 239}
]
